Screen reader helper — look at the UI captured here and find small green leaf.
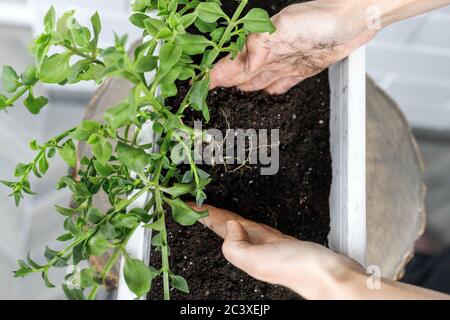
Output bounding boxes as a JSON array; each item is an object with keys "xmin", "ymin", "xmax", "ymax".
[
  {"xmin": 170, "ymin": 274, "xmax": 189, "ymax": 293},
  {"xmin": 196, "ymin": 2, "xmax": 227, "ymax": 23},
  {"xmin": 93, "ymin": 160, "xmax": 114, "ymax": 176},
  {"xmin": 157, "ymin": 43, "xmax": 182, "ymax": 81},
  {"xmin": 87, "ymin": 232, "xmax": 110, "ymax": 256},
  {"xmin": 104, "ymin": 102, "xmax": 135, "ymax": 130},
  {"xmin": 92, "ymin": 138, "xmax": 112, "ymax": 164},
  {"xmin": 38, "ymin": 52, "xmax": 72, "ymax": 84},
  {"xmin": 175, "ymin": 33, "xmax": 213, "ymax": 55},
  {"xmin": 58, "ymin": 139, "xmax": 77, "ymax": 167},
  {"xmin": 56, "ymin": 233, "xmax": 74, "ymax": 242},
  {"xmin": 86, "ymin": 207, "xmax": 104, "ymax": 224},
  {"xmin": 44, "ymin": 6, "xmax": 56, "ymax": 32},
  {"xmin": 117, "ymin": 142, "xmax": 152, "ymax": 178},
  {"xmin": 162, "ymin": 182, "xmax": 195, "ymax": 198},
  {"xmin": 135, "ymin": 54, "xmax": 158, "ymax": 73},
  {"xmin": 189, "ymin": 76, "xmax": 210, "ymax": 111},
  {"xmin": 91, "ymin": 12, "xmax": 101, "ymax": 49},
  {"xmin": 79, "ymin": 268, "xmax": 94, "ymax": 288},
  {"xmin": 241, "ymin": 8, "xmax": 276, "ymax": 33},
  {"xmin": 24, "ymin": 90, "xmax": 49, "ymax": 115},
  {"xmin": 123, "ymin": 257, "xmax": 155, "ymax": 299},
  {"xmin": 62, "ymin": 284, "xmax": 86, "ymax": 300},
  {"xmin": 2, "ymin": 66, "xmax": 20, "ymax": 93},
  {"xmin": 129, "ymin": 13, "xmax": 149, "ymax": 28},
  {"xmin": 71, "ymin": 120, "xmax": 102, "ymax": 141},
  {"xmin": 143, "ymin": 17, "xmax": 165, "ymax": 37},
  {"xmin": 144, "ymin": 218, "xmax": 165, "ymax": 231},
  {"xmin": 42, "ymin": 270, "xmax": 56, "ymax": 288},
  {"xmin": 22, "ymin": 65, "xmax": 38, "ymax": 86},
  {"xmin": 180, "ymin": 12, "xmax": 198, "ymax": 28},
  {"xmin": 165, "ymin": 197, "xmax": 208, "ymax": 226}
]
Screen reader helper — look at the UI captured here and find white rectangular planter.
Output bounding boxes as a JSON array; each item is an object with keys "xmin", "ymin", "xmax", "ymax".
[{"xmin": 117, "ymin": 49, "xmax": 367, "ymax": 300}]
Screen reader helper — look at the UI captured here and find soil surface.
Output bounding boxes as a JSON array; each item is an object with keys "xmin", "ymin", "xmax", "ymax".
[{"xmin": 148, "ymin": 0, "xmax": 331, "ymax": 300}]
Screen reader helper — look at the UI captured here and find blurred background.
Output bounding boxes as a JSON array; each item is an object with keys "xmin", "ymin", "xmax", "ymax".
[{"xmin": 0, "ymin": 0, "xmax": 449, "ymax": 299}]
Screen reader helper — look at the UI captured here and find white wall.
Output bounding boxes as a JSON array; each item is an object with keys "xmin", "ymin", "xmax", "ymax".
[{"xmin": 367, "ymin": 6, "xmax": 450, "ymax": 131}]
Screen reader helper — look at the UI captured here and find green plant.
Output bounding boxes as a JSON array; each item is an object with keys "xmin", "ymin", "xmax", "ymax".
[{"xmin": 0, "ymin": 0, "xmax": 274, "ymax": 300}]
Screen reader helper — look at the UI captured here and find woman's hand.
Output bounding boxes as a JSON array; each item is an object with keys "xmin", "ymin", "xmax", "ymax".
[
  {"xmin": 192, "ymin": 203, "xmax": 364, "ymax": 300},
  {"xmin": 192, "ymin": 204, "xmax": 450, "ymax": 300},
  {"xmin": 210, "ymin": 0, "xmax": 377, "ymax": 94}
]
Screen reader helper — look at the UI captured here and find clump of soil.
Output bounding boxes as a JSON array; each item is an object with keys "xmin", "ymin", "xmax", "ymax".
[{"xmin": 148, "ymin": 0, "xmax": 331, "ymax": 300}]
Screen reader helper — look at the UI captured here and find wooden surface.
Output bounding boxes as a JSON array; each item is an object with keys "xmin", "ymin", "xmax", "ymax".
[{"xmin": 366, "ymin": 76, "xmax": 426, "ymax": 279}]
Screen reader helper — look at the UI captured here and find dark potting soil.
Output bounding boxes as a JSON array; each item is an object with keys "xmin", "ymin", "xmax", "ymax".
[{"xmin": 148, "ymin": 0, "xmax": 331, "ymax": 300}]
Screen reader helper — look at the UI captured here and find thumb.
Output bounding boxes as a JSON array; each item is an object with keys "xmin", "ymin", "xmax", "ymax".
[
  {"xmin": 244, "ymin": 33, "xmax": 270, "ymax": 73},
  {"xmin": 222, "ymin": 220, "xmax": 254, "ymax": 268}
]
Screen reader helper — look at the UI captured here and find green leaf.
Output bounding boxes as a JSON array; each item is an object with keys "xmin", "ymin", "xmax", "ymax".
[
  {"xmin": 189, "ymin": 76, "xmax": 210, "ymax": 111},
  {"xmin": 91, "ymin": 12, "xmax": 101, "ymax": 50},
  {"xmin": 196, "ymin": 2, "xmax": 227, "ymax": 23},
  {"xmin": 151, "ymin": 233, "xmax": 163, "ymax": 247},
  {"xmin": 143, "ymin": 17, "xmax": 165, "ymax": 37},
  {"xmin": 157, "ymin": 43, "xmax": 182, "ymax": 81},
  {"xmin": 55, "ymin": 205, "xmax": 79, "ymax": 217},
  {"xmin": 86, "ymin": 207, "xmax": 104, "ymax": 224},
  {"xmin": 144, "ymin": 218, "xmax": 165, "ymax": 231},
  {"xmin": 93, "ymin": 160, "xmax": 114, "ymax": 176},
  {"xmin": 180, "ymin": 12, "xmax": 198, "ymax": 28},
  {"xmin": 241, "ymin": 8, "xmax": 276, "ymax": 33},
  {"xmin": 42, "ymin": 270, "xmax": 56, "ymax": 288},
  {"xmin": 117, "ymin": 142, "xmax": 152, "ymax": 178},
  {"xmin": 129, "ymin": 13, "xmax": 149, "ymax": 28},
  {"xmin": 170, "ymin": 274, "xmax": 189, "ymax": 293},
  {"xmin": 123, "ymin": 257, "xmax": 155, "ymax": 299},
  {"xmin": 194, "ymin": 19, "xmax": 217, "ymax": 33},
  {"xmin": 14, "ymin": 163, "xmax": 30, "ymax": 177},
  {"xmin": 135, "ymin": 54, "xmax": 158, "ymax": 73},
  {"xmin": 87, "ymin": 232, "xmax": 110, "ymax": 256},
  {"xmin": 71, "ymin": 120, "xmax": 102, "ymax": 141},
  {"xmin": 175, "ymin": 33, "xmax": 213, "ymax": 55},
  {"xmin": 44, "ymin": 6, "xmax": 56, "ymax": 32},
  {"xmin": 57, "ymin": 176, "xmax": 91, "ymax": 198},
  {"xmin": 79, "ymin": 268, "xmax": 95, "ymax": 288},
  {"xmin": 38, "ymin": 52, "xmax": 72, "ymax": 84},
  {"xmin": 104, "ymin": 102, "xmax": 135, "ymax": 130},
  {"xmin": 62, "ymin": 284, "xmax": 85, "ymax": 300},
  {"xmin": 24, "ymin": 90, "xmax": 49, "ymax": 115},
  {"xmin": 56, "ymin": 10, "xmax": 75, "ymax": 39},
  {"xmin": 22, "ymin": 65, "xmax": 38, "ymax": 86},
  {"xmin": 162, "ymin": 182, "xmax": 195, "ymax": 198},
  {"xmin": 92, "ymin": 138, "xmax": 112, "ymax": 164},
  {"xmin": 56, "ymin": 233, "xmax": 74, "ymax": 242},
  {"xmin": 2, "ymin": 66, "xmax": 20, "ymax": 93},
  {"xmin": 165, "ymin": 197, "xmax": 208, "ymax": 226},
  {"xmin": 58, "ymin": 139, "xmax": 77, "ymax": 167}
]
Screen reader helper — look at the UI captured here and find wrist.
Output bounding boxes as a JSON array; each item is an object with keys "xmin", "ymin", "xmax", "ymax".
[{"xmin": 287, "ymin": 251, "xmax": 367, "ymax": 300}]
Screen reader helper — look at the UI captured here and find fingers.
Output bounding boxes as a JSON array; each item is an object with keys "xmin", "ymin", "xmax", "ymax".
[
  {"xmin": 190, "ymin": 203, "xmax": 244, "ymax": 238},
  {"xmin": 222, "ymin": 220, "xmax": 256, "ymax": 273},
  {"xmin": 209, "ymin": 53, "xmax": 253, "ymax": 89},
  {"xmin": 190, "ymin": 203, "xmax": 286, "ymax": 243},
  {"xmin": 244, "ymin": 33, "xmax": 270, "ymax": 73},
  {"xmin": 264, "ymin": 75, "xmax": 305, "ymax": 95},
  {"xmin": 209, "ymin": 33, "xmax": 271, "ymax": 90}
]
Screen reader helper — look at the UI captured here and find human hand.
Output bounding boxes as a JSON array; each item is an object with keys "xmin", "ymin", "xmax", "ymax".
[
  {"xmin": 210, "ymin": 0, "xmax": 377, "ymax": 94},
  {"xmin": 192, "ymin": 204, "xmax": 364, "ymax": 299}
]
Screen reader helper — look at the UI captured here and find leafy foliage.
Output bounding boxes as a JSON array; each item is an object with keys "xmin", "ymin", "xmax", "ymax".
[{"xmin": 0, "ymin": 0, "xmax": 275, "ymax": 300}]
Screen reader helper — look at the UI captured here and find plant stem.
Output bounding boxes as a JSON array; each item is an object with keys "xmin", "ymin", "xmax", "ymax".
[
  {"xmin": 63, "ymin": 44, "xmax": 105, "ymax": 66},
  {"xmin": 155, "ymin": 188, "xmax": 170, "ymax": 300},
  {"xmin": 5, "ymin": 86, "xmax": 29, "ymax": 106}
]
